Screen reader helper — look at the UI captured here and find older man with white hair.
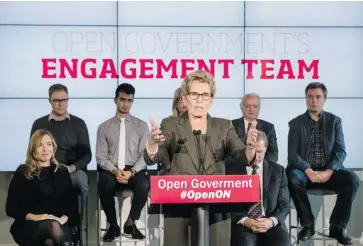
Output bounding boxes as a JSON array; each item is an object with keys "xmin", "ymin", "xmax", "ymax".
[{"xmin": 232, "ymin": 93, "xmax": 278, "ymax": 163}]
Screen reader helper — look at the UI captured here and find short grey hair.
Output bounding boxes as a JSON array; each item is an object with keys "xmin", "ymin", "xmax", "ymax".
[
  {"xmin": 240, "ymin": 93, "xmax": 261, "ymax": 108},
  {"xmin": 256, "ymin": 130, "xmax": 268, "ymax": 147}
]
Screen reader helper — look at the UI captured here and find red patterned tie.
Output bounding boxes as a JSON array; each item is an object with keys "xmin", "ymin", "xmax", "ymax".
[{"xmin": 247, "ymin": 165, "xmax": 263, "ymax": 219}]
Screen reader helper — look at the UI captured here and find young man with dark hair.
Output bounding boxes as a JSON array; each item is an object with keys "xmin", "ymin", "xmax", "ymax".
[
  {"xmin": 287, "ymin": 82, "xmax": 359, "ymax": 245},
  {"xmin": 96, "ymin": 83, "xmax": 150, "ymax": 242}
]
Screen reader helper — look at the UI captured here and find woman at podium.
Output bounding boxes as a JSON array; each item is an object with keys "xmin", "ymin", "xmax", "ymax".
[{"xmin": 145, "ymin": 70, "xmax": 255, "ymax": 246}]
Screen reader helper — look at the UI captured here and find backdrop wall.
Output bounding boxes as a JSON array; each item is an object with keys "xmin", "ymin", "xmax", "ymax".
[{"xmin": 1, "ymin": 1, "xmax": 363, "ymax": 171}]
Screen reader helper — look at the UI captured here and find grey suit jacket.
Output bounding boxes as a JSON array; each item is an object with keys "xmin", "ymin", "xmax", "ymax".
[
  {"xmin": 144, "ymin": 113, "xmax": 251, "ymax": 245},
  {"xmin": 144, "ymin": 113, "xmax": 249, "ymax": 175}
]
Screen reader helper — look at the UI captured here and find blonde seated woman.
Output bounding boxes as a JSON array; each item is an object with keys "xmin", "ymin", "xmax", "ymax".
[{"xmin": 6, "ymin": 130, "xmax": 75, "ymax": 246}]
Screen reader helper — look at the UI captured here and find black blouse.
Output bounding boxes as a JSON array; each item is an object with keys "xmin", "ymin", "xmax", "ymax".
[{"xmin": 6, "ymin": 164, "xmax": 76, "ymax": 225}]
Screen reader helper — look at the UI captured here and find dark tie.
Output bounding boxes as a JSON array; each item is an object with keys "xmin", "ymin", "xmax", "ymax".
[
  {"xmin": 247, "ymin": 165, "xmax": 263, "ymax": 219},
  {"xmin": 244, "ymin": 122, "xmax": 253, "ymax": 144},
  {"xmin": 247, "ymin": 122, "xmax": 252, "ymax": 133}
]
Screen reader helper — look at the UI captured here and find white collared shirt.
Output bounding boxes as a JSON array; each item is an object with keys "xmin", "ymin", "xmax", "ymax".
[
  {"xmin": 246, "ymin": 161, "xmax": 265, "ymax": 215},
  {"xmin": 48, "ymin": 112, "xmax": 70, "ymax": 122},
  {"xmin": 237, "ymin": 161, "xmax": 278, "ymax": 227},
  {"xmin": 244, "ymin": 119, "xmax": 257, "ymax": 134}
]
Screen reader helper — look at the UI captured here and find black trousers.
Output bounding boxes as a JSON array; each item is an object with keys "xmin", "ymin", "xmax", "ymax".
[
  {"xmin": 231, "ymin": 224, "xmax": 291, "ymax": 246},
  {"xmin": 287, "ymin": 168, "xmax": 359, "ymax": 228},
  {"xmin": 98, "ymin": 169, "xmax": 150, "ymax": 226}
]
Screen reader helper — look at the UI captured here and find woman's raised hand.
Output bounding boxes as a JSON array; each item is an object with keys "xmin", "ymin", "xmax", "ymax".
[{"xmin": 147, "ymin": 118, "xmax": 165, "ymax": 155}]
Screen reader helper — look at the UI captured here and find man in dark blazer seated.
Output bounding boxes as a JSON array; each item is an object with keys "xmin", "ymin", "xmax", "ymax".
[
  {"xmin": 231, "ymin": 130, "xmax": 290, "ymax": 246},
  {"xmin": 287, "ymin": 82, "xmax": 359, "ymax": 245},
  {"xmin": 232, "ymin": 93, "xmax": 278, "ymax": 163}
]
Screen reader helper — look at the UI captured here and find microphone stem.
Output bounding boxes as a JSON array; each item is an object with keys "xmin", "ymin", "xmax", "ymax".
[
  {"xmin": 196, "ymin": 135, "xmax": 203, "ymax": 175},
  {"xmin": 194, "ymin": 130, "xmax": 204, "ymax": 175}
]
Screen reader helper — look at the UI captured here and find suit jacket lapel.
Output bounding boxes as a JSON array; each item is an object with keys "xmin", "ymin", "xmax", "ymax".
[
  {"xmin": 256, "ymin": 119, "xmax": 263, "ymax": 131},
  {"xmin": 262, "ymin": 160, "xmax": 271, "ymax": 210},
  {"xmin": 240, "ymin": 117, "xmax": 246, "ymax": 139},
  {"xmin": 303, "ymin": 111, "xmax": 311, "ymax": 154},
  {"xmin": 205, "ymin": 115, "xmax": 220, "ymax": 172},
  {"xmin": 176, "ymin": 115, "xmax": 199, "ymax": 171}
]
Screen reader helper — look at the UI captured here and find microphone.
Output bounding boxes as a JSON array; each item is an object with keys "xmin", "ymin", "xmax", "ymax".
[
  {"xmin": 193, "ymin": 130, "xmax": 210, "ymax": 246},
  {"xmin": 193, "ymin": 130, "xmax": 205, "ymax": 175},
  {"xmin": 193, "ymin": 130, "xmax": 201, "ymax": 135},
  {"xmin": 176, "ymin": 138, "xmax": 186, "ymax": 153}
]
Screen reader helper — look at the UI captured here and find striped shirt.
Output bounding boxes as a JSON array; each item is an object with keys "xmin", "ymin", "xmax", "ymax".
[{"xmin": 96, "ymin": 113, "xmax": 150, "ymax": 173}]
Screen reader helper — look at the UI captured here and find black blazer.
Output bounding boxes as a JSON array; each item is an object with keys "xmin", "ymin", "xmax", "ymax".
[
  {"xmin": 6, "ymin": 164, "xmax": 77, "ymax": 232},
  {"xmin": 231, "ymin": 160, "xmax": 290, "ymax": 227},
  {"xmin": 232, "ymin": 117, "xmax": 278, "ymax": 163},
  {"xmin": 287, "ymin": 111, "xmax": 346, "ymax": 172}
]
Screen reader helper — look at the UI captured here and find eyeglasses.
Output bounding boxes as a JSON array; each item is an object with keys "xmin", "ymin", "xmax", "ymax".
[
  {"xmin": 52, "ymin": 98, "xmax": 69, "ymax": 104},
  {"xmin": 187, "ymin": 92, "xmax": 213, "ymax": 101}
]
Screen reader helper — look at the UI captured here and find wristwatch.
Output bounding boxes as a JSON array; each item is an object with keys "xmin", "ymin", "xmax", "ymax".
[{"xmin": 130, "ymin": 169, "xmax": 136, "ymax": 177}]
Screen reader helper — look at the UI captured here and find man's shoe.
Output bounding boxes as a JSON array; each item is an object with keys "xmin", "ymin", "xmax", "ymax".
[
  {"xmin": 103, "ymin": 225, "xmax": 121, "ymax": 242},
  {"xmin": 298, "ymin": 226, "xmax": 315, "ymax": 241},
  {"xmin": 329, "ymin": 226, "xmax": 353, "ymax": 245},
  {"xmin": 60, "ymin": 243, "xmax": 73, "ymax": 246},
  {"xmin": 124, "ymin": 224, "xmax": 146, "ymax": 240}
]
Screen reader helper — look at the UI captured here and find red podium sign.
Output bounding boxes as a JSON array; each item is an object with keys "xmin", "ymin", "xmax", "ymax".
[{"xmin": 150, "ymin": 175, "xmax": 260, "ymax": 204}]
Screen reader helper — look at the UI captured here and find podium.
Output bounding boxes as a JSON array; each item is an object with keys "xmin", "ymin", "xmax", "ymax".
[{"xmin": 150, "ymin": 175, "xmax": 261, "ymax": 246}]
